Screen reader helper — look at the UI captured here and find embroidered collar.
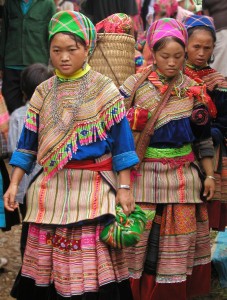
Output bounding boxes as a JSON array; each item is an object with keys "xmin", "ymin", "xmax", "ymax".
[
  {"xmin": 186, "ymin": 60, "xmax": 209, "ymax": 71},
  {"xmin": 148, "ymin": 70, "xmax": 184, "ymax": 97},
  {"xmin": 55, "ymin": 64, "xmax": 91, "ymax": 82}
]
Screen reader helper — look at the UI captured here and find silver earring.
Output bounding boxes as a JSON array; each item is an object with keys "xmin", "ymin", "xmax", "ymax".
[
  {"xmin": 152, "ymin": 63, "xmax": 157, "ymax": 71},
  {"xmin": 209, "ymin": 54, "xmax": 215, "ymax": 64}
]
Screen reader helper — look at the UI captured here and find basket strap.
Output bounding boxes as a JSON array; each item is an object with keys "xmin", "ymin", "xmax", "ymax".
[
  {"xmin": 89, "ymin": 42, "xmax": 121, "ymax": 86},
  {"xmin": 124, "ymin": 65, "xmax": 153, "ymax": 111},
  {"xmin": 135, "ymin": 75, "xmax": 178, "ymax": 169}
]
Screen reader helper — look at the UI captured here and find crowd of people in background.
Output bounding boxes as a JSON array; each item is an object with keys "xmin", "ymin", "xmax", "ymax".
[{"xmin": 0, "ymin": 1, "xmax": 227, "ymax": 300}]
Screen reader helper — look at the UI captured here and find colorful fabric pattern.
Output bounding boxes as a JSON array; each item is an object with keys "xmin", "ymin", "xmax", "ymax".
[
  {"xmin": 124, "ymin": 203, "xmax": 156, "ymax": 278},
  {"xmin": 184, "ymin": 14, "xmax": 215, "ymax": 32},
  {"xmin": 122, "ymin": 70, "xmax": 216, "ymax": 130},
  {"xmin": 95, "ymin": 13, "xmax": 133, "ymax": 34},
  {"xmin": 156, "ymin": 203, "xmax": 210, "ymax": 283},
  {"xmin": 21, "ymin": 223, "xmax": 130, "ymax": 296},
  {"xmin": 185, "ymin": 64, "xmax": 227, "ymax": 92},
  {"xmin": 0, "ymin": 92, "xmax": 9, "ymax": 137},
  {"xmin": 25, "ymin": 166, "xmax": 116, "ymax": 225},
  {"xmin": 0, "ymin": 172, "xmax": 5, "ymax": 228},
  {"xmin": 25, "ymin": 70, "xmax": 126, "ymax": 181},
  {"xmin": 49, "ymin": 11, "xmax": 97, "ymax": 55},
  {"xmin": 100, "ymin": 204, "xmax": 149, "ymax": 249},
  {"xmin": 154, "ymin": 0, "xmax": 178, "ymax": 18},
  {"xmin": 147, "ymin": 17, "xmax": 188, "ymax": 49},
  {"xmin": 132, "ymin": 160, "xmax": 203, "ymax": 204}
]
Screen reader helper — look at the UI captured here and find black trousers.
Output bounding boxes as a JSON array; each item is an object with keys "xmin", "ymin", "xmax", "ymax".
[{"xmin": 2, "ymin": 68, "xmax": 24, "ymax": 114}]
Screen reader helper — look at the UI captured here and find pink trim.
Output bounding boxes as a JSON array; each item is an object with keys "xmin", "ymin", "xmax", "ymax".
[
  {"xmin": 144, "ymin": 152, "xmax": 195, "ymax": 168},
  {"xmin": 0, "ymin": 112, "xmax": 9, "ymax": 125}
]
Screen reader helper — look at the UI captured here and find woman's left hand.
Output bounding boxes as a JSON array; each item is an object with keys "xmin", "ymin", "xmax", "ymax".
[
  {"xmin": 116, "ymin": 189, "xmax": 135, "ymax": 216},
  {"xmin": 203, "ymin": 177, "xmax": 215, "ymax": 200}
]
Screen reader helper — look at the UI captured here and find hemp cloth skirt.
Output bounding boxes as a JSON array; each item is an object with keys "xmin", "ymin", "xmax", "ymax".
[
  {"xmin": 125, "ymin": 160, "xmax": 211, "ymax": 299},
  {"xmin": 12, "ymin": 168, "xmax": 133, "ymax": 299}
]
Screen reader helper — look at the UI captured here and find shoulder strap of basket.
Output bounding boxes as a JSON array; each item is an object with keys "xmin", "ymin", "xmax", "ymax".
[
  {"xmin": 89, "ymin": 37, "xmax": 121, "ymax": 86},
  {"xmin": 135, "ymin": 75, "xmax": 178, "ymax": 169},
  {"xmin": 124, "ymin": 65, "xmax": 153, "ymax": 111}
]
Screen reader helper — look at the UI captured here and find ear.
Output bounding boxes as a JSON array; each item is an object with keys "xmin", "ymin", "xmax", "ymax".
[
  {"xmin": 151, "ymin": 49, "xmax": 156, "ymax": 64},
  {"xmin": 85, "ymin": 46, "xmax": 89, "ymax": 57}
]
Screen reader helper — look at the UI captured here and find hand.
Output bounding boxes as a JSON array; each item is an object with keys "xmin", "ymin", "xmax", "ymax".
[
  {"xmin": 116, "ymin": 189, "xmax": 135, "ymax": 216},
  {"xmin": 203, "ymin": 177, "xmax": 215, "ymax": 201},
  {"xmin": 4, "ymin": 183, "xmax": 19, "ymax": 211}
]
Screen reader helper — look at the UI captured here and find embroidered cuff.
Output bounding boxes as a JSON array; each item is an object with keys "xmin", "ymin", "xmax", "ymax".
[
  {"xmin": 10, "ymin": 151, "xmax": 36, "ymax": 174},
  {"xmin": 112, "ymin": 151, "xmax": 139, "ymax": 172}
]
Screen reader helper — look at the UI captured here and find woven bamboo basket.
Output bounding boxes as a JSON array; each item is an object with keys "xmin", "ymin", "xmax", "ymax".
[{"xmin": 89, "ymin": 33, "xmax": 136, "ymax": 87}]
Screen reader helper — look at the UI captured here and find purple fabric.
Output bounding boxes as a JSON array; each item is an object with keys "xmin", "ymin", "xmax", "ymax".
[{"xmin": 147, "ymin": 17, "xmax": 188, "ymax": 49}]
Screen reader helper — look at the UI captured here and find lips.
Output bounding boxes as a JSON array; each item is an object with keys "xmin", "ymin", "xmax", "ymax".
[{"xmin": 196, "ymin": 59, "xmax": 205, "ymax": 64}]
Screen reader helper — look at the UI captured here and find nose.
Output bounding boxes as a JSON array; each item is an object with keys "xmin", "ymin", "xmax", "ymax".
[
  {"xmin": 168, "ymin": 58, "xmax": 176, "ymax": 67},
  {"xmin": 198, "ymin": 49, "xmax": 205, "ymax": 57},
  {"xmin": 61, "ymin": 52, "xmax": 69, "ymax": 61}
]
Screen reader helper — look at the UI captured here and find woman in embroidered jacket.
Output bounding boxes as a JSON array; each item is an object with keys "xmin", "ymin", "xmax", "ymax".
[
  {"xmin": 184, "ymin": 14, "xmax": 227, "ymax": 232},
  {"xmin": 4, "ymin": 11, "xmax": 139, "ymax": 300},
  {"xmin": 119, "ymin": 18, "xmax": 215, "ymax": 300}
]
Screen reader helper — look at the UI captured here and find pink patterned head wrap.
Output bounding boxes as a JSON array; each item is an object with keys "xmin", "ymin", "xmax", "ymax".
[
  {"xmin": 154, "ymin": 0, "xmax": 178, "ymax": 18},
  {"xmin": 95, "ymin": 13, "xmax": 133, "ymax": 34},
  {"xmin": 147, "ymin": 18, "xmax": 188, "ymax": 50}
]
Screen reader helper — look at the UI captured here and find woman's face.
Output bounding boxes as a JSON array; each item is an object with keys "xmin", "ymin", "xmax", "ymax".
[
  {"xmin": 186, "ymin": 29, "xmax": 215, "ymax": 68},
  {"xmin": 153, "ymin": 40, "xmax": 185, "ymax": 78},
  {"xmin": 50, "ymin": 33, "xmax": 89, "ymax": 76}
]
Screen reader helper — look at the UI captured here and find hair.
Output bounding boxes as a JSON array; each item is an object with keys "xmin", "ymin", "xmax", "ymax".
[
  {"xmin": 187, "ymin": 26, "xmax": 216, "ymax": 43},
  {"xmin": 49, "ymin": 32, "xmax": 87, "ymax": 49},
  {"xmin": 153, "ymin": 36, "xmax": 185, "ymax": 52},
  {"xmin": 20, "ymin": 63, "xmax": 53, "ymax": 100}
]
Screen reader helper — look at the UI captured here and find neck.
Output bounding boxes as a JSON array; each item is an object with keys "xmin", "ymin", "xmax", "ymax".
[
  {"xmin": 186, "ymin": 60, "xmax": 208, "ymax": 70},
  {"xmin": 55, "ymin": 64, "xmax": 91, "ymax": 81},
  {"xmin": 156, "ymin": 69, "xmax": 178, "ymax": 82}
]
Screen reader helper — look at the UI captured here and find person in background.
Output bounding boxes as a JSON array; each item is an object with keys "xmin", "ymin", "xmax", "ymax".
[
  {"xmin": 0, "ymin": 165, "xmax": 8, "ymax": 269},
  {"xmin": 120, "ymin": 17, "xmax": 215, "ymax": 300},
  {"xmin": 193, "ymin": 0, "xmax": 202, "ymax": 13},
  {"xmin": 141, "ymin": 0, "xmax": 156, "ymax": 30},
  {"xmin": 56, "ymin": 0, "xmax": 82, "ymax": 11},
  {"xmin": 8, "ymin": 63, "xmax": 52, "ymax": 257},
  {"xmin": 184, "ymin": 14, "xmax": 227, "ymax": 231},
  {"xmin": 139, "ymin": 0, "xmax": 181, "ymax": 69},
  {"xmin": 4, "ymin": 10, "xmax": 139, "ymax": 299},
  {"xmin": 81, "ymin": 0, "xmax": 138, "ymax": 25},
  {"xmin": 177, "ymin": 0, "xmax": 195, "ymax": 11},
  {"xmin": 203, "ymin": 0, "xmax": 227, "ymax": 79},
  {"xmin": 56, "ymin": 0, "xmax": 74, "ymax": 11},
  {"xmin": 0, "ymin": 0, "xmax": 56, "ymax": 114},
  {"xmin": 0, "ymin": 76, "xmax": 20, "ymax": 269}
]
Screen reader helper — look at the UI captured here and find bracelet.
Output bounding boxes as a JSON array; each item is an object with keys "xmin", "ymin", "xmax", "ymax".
[
  {"xmin": 206, "ymin": 175, "xmax": 216, "ymax": 181},
  {"xmin": 118, "ymin": 184, "xmax": 130, "ymax": 190}
]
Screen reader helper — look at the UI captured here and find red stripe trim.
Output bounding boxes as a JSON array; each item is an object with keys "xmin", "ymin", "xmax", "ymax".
[{"xmin": 63, "ymin": 158, "xmax": 112, "ymax": 171}]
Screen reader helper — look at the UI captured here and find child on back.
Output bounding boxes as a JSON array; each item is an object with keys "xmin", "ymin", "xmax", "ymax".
[{"xmin": 8, "ymin": 63, "xmax": 52, "ymax": 256}]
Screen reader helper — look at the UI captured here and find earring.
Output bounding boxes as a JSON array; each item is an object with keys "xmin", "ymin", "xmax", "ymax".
[
  {"xmin": 82, "ymin": 59, "xmax": 87, "ymax": 70},
  {"xmin": 152, "ymin": 63, "xmax": 157, "ymax": 71},
  {"xmin": 209, "ymin": 54, "xmax": 215, "ymax": 64}
]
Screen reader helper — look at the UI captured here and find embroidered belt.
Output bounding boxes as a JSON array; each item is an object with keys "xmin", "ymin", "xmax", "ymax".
[
  {"xmin": 144, "ymin": 144, "xmax": 192, "ymax": 159},
  {"xmin": 63, "ymin": 157, "xmax": 112, "ymax": 171}
]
